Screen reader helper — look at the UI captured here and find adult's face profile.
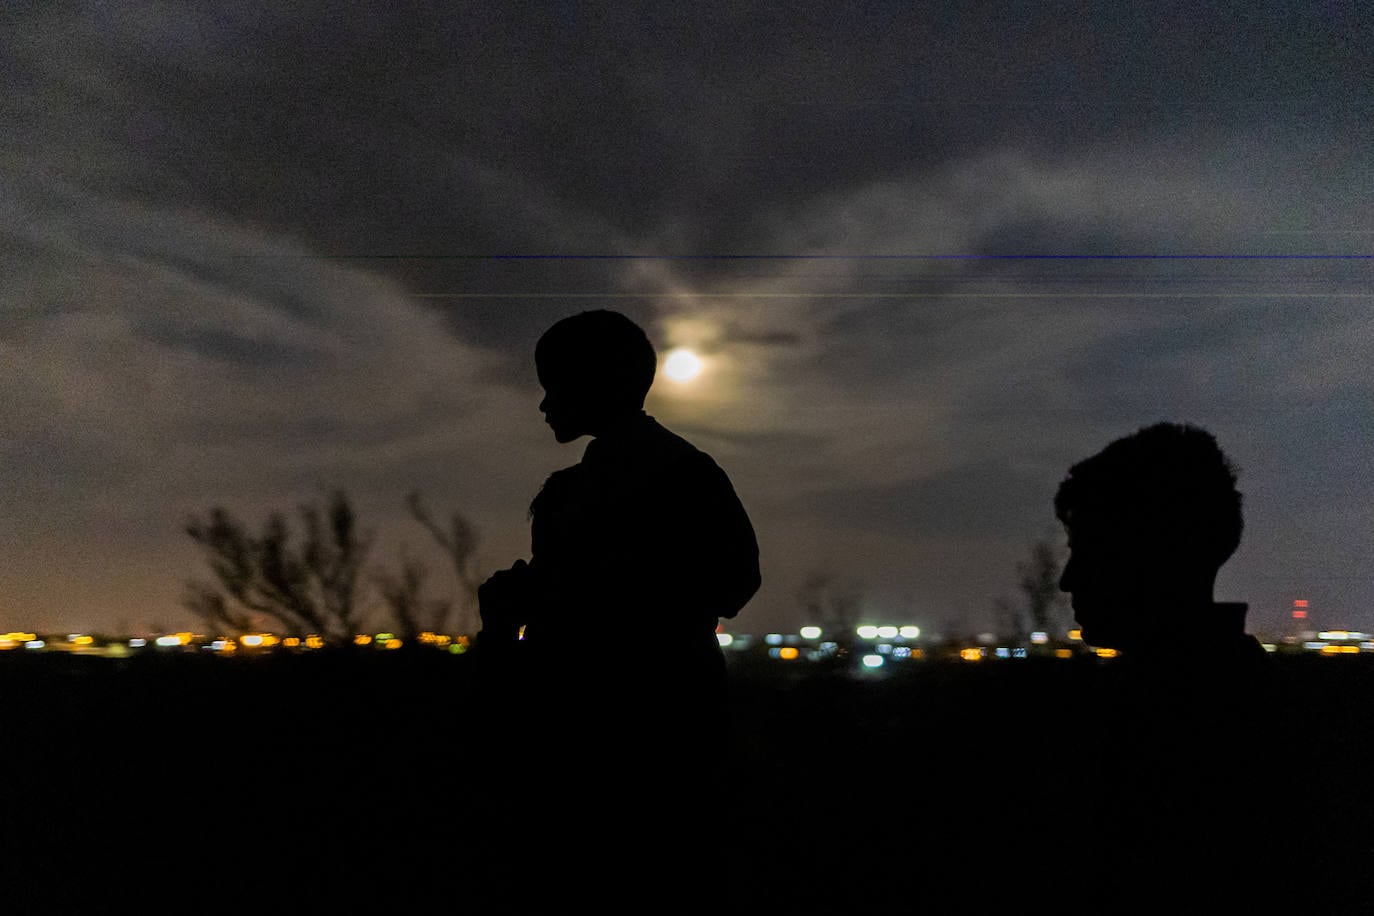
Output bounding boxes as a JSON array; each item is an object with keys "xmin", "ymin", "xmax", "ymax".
[
  {"xmin": 1059, "ymin": 518, "xmax": 1143, "ymax": 650},
  {"xmin": 1060, "ymin": 514, "xmax": 1197, "ymax": 652}
]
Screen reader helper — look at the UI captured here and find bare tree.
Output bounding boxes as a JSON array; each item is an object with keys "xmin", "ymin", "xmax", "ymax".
[
  {"xmin": 184, "ymin": 490, "xmax": 375, "ymax": 643},
  {"xmin": 182, "ymin": 580, "xmax": 258, "ymax": 635},
  {"xmin": 406, "ymin": 491, "xmax": 481, "ymax": 635},
  {"xmin": 373, "ymin": 549, "xmax": 453, "ymax": 641},
  {"xmin": 994, "ymin": 593, "xmax": 1026, "ymax": 643},
  {"xmin": 1014, "ymin": 536, "xmax": 1069, "ymax": 637},
  {"xmin": 797, "ymin": 571, "xmax": 864, "ymax": 642}
]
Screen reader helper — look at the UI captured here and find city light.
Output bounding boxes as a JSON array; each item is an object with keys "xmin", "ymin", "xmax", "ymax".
[
  {"xmin": 2, "ymin": 621, "xmax": 1369, "ymax": 666},
  {"xmin": 861, "ymin": 655, "xmax": 884, "ymax": 668}
]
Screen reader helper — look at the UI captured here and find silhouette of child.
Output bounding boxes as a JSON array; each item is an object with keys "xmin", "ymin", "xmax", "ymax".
[{"xmin": 472, "ymin": 310, "xmax": 760, "ymax": 901}]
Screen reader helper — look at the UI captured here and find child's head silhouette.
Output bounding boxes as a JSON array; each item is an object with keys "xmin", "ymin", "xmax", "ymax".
[{"xmin": 535, "ymin": 310, "xmax": 657, "ymax": 442}]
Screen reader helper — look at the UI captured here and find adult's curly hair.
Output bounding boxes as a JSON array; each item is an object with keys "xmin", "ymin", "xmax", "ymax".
[{"xmin": 1054, "ymin": 422, "xmax": 1243, "ymax": 570}]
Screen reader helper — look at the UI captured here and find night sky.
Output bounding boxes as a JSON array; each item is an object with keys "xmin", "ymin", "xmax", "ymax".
[{"xmin": 3, "ymin": 3, "xmax": 1371, "ymax": 639}]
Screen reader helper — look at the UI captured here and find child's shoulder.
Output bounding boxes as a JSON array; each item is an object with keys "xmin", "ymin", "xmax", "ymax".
[{"xmin": 531, "ymin": 463, "xmax": 586, "ymax": 513}]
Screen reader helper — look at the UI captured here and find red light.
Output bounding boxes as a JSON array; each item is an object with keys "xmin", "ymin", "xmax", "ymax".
[
  {"xmin": 1294, "ymin": 599, "xmax": 1309, "ymax": 608},
  {"xmin": 1293, "ymin": 610, "xmax": 1307, "ymax": 620}
]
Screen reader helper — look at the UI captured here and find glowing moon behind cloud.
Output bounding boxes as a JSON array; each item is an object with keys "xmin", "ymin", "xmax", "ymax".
[{"xmin": 663, "ymin": 348, "xmax": 703, "ymax": 382}]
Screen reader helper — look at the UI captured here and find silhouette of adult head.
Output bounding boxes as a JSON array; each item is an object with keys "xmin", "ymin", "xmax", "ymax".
[
  {"xmin": 534, "ymin": 310, "xmax": 657, "ymax": 443},
  {"xmin": 1054, "ymin": 422, "xmax": 1243, "ymax": 653}
]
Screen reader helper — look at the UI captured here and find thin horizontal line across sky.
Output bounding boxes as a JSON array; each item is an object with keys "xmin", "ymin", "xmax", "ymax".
[
  {"xmin": 253, "ymin": 253, "xmax": 1374, "ymax": 260},
  {"xmin": 414, "ymin": 292, "xmax": 1374, "ymax": 299}
]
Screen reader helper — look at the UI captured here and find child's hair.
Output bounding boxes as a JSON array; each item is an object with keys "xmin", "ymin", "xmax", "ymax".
[{"xmin": 534, "ymin": 310, "xmax": 657, "ymax": 409}]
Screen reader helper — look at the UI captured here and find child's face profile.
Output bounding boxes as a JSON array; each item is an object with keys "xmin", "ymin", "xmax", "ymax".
[{"xmin": 537, "ymin": 359, "xmax": 599, "ymax": 443}]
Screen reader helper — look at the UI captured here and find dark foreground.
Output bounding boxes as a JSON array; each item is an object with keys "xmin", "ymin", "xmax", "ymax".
[{"xmin": 3, "ymin": 648, "xmax": 1371, "ymax": 912}]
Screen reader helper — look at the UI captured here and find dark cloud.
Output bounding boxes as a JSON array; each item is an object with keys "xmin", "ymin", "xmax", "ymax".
[
  {"xmin": 807, "ymin": 461, "xmax": 1055, "ymax": 541},
  {"xmin": 10, "ymin": 4, "xmax": 1369, "ymax": 252},
  {"xmin": 135, "ymin": 320, "xmax": 323, "ymax": 368},
  {"xmin": 715, "ymin": 324, "xmax": 805, "ymax": 349}
]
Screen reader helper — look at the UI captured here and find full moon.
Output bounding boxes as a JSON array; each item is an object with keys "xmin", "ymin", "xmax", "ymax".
[{"xmin": 663, "ymin": 348, "xmax": 703, "ymax": 382}]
